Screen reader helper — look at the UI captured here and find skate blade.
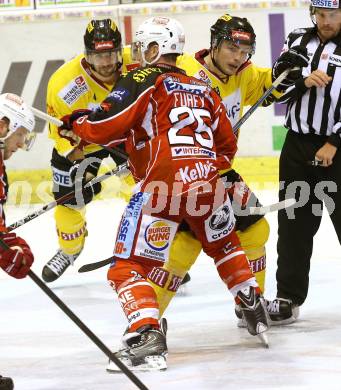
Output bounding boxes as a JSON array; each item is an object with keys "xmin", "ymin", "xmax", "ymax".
[
  {"xmin": 269, "ymin": 316, "xmax": 297, "ymax": 326},
  {"xmin": 106, "ymin": 355, "xmax": 167, "ymax": 373},
  {"xmin": 257, "ymin": 332, "xmax": 269, "ymax": 348}
]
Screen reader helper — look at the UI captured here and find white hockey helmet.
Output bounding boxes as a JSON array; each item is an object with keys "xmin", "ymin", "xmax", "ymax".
[
  {"xmin": 0, "ymin": 93, "xmax": 35, "ymax": 133},
  {"xmin": 0, "ymin": 93, "xmax": 36, "ymax": 150},
  {"xmin": 311, "ymin": 0, "xmax": 340, "ymax": 9},
  {"xmin": 310, "ymin": 0, "xmax": 341, "ymax": 23},
  {"xmin": 134, "ymin": 17, "xmax": 185, "ymax": 65}
]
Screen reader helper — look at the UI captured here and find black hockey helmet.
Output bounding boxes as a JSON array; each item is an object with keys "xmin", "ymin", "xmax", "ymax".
[
  {"xmin": 210, "ymin": 14, "xmax": 256, "ymax": 56},
  {"xmin": 84, "ymin": 19, "xmax": 122, "ymax": 53}
]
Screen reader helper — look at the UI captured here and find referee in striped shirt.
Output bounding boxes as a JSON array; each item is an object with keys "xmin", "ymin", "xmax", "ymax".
[{"xmin": 267, "ymin": 0, "xmax": 341, "ymax": 325}]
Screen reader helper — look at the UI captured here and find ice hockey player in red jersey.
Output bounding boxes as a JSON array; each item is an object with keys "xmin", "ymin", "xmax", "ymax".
[
  {"xmin": 58, "ymin": 17, "xmax": 269, "ymax": 371},
  {"xmin": 0, "ymin": 93, "xmax": 35, "ymax": 279},
  {"xmin": 0, "ymin": 93, "xmax": 37, "ymax": 389}
]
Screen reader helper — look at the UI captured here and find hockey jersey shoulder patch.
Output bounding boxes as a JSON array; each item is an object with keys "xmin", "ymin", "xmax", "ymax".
[
  {"xmin": 195, "ymin": 69, "xmax": 212, "ymax": 86},
  {"xmin": 107, "ymin": 87, "xmax": 130, "ymax": 103},
  {"xmin": 58, "ymin": 75, "xmax": 89, "ymax": 107}
]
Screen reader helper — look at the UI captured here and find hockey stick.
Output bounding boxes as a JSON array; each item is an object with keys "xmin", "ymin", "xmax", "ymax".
[
  {"xmin": 7, "ymin": 162, "xmax": 128, "ymax": 232},
  {"xmin": 232, "ymin": 67, "xmax": 298, "ymax": 132},
  {"xmin": 30, "ymin": 107, "xmax": 129, "ymax": 161},
  {"xmin": 0, "ymin": 241, "xmax": 149, "ymax": 390},
  {"xmin": 78, "ymin": 256, "xmax": 113, "ymax": 273},
  {"xmin": 78, "ymin": 197, "xmax": 297, "ymax": 274},
  {"xmin": 246, "ymin": 198, "xmax": 296, "ymax": 215},
  {"xmin": 7, "ymin": 105, "xmax": 130, "ymax": 231}
]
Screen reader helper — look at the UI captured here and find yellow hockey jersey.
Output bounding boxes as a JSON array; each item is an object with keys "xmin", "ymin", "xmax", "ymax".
[
  {"xmin": 177, "ymin": 50, "xmax": 281, "ymax": 140},
  {"xmin": 47, "ymin": 47, "xmax": 135, "ymax": 157}
]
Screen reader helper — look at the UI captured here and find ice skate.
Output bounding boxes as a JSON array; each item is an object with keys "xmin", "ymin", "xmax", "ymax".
[
  {"xmin": 237, "ymin": 286, "xmax": 269, "ymax": 347},
  {"xmin": 234, "ymin": 304, "xmax": 247, "ymax": 328},
  {"xmin": 42, "ymin": 249, "xmax": 81, "ymax": 282},
  {"xmin": 266, "ymin": 298, "xmax": 299, "ymax": 325},
  {"xmin": 107, "ymin": 318, "xmax": 168, "ymax": 372}
]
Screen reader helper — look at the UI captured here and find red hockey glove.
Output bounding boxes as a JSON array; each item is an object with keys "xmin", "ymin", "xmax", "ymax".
[
  {"xmin": 58, "ymin": 109, "xmax": 91, "ymax": 146},
  {"xmin": 0, "ymin": 233, "xmax": 34, "ymax": 279}
]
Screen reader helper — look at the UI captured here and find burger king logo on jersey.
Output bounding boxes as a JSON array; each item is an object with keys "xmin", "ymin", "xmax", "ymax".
[
  {"xmin": 145, "ymin": 220, "xmax": 172, "ymax": 251},
  {"xmin": 134, "ymin": 215, "xmax": 178, "ymax": 262}
]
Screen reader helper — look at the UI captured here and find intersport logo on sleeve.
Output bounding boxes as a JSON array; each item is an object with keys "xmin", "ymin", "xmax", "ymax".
[{"xmin": 171, "ymin": 146, "xmax": 216, "ymax": 158}]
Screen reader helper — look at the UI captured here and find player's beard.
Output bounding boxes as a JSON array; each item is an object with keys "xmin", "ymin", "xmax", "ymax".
[
  {"xmin": 318, "ymin": 25, "xmax": 340, "ymax": 41},
  {"xmin": 95, "ymin": 64, "xmax": 116, "ymax": 79}
]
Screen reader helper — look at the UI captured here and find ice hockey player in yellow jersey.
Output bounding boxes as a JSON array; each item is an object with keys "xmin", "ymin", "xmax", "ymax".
[
  {"xmin": 42, "ymin": 19, "xmax": 136, "ymax": 283},
  {"xmin": 149, "ymin": 14, "xmax": 308, "ymax": 323}
]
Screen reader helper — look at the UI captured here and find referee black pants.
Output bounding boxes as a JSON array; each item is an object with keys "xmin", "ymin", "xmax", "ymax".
[{"xmin": 277, "ymin": 131, "xmax": 341, "ymax": 305}]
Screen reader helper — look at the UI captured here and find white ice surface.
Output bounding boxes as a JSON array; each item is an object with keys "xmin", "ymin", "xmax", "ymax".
[{"xmin": 0, "ymin": 190, "xmax": 340, "ymax": 390}]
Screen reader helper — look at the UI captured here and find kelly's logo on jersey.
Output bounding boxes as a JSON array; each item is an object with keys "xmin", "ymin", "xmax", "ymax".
[
  {"xmin": 164, "ymin": 77, "xmax": 208, "ymax": 96},
  {"xmin": 58, "ymin": 75, "xmax": 89, "ymax": 107},
  {"xmin": 177, "ymin": 161, "xmax": 215, "ymax": 184}
]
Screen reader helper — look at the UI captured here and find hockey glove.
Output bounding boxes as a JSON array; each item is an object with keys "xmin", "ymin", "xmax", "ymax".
[
  {"xmin": 0, "ymin": 233, "xmax": 34, "ymax": 279},
  {"xmin": 272, "ymin": 45, "xmax": 309, "ymax": 90},
  {"xmin": 220, "ymin": 170, "xmax": 251, "ymax": 209},
  {"xmin": 220, "ymin": 170, "xmax": 265, "ymax": 230},
  {"xmin": 58, "ymin": 109, "xmax": 92, "ymax": 146},
  {"xmin": 69, "ymin": 158, "xmax": 102, "ymax": 205}
]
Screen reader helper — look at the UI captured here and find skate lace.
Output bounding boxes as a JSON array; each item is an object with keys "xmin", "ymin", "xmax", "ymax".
[
  {"xmin": 131, "ymin": 338, "xmax": 145, "ymax": 349},
  {"xmin": 266, "ymin": 300, "xmax": 280, "ymax": 313},
  {"xmin": 48, "ymin": 250, "xmax": 73, "ymax": 273}
]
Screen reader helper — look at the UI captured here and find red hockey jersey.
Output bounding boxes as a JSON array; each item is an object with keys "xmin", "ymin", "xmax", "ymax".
[{"xmin": 72, "ymin": 64, "xmax": 237, "ymax": 195}]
